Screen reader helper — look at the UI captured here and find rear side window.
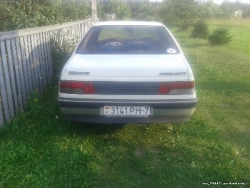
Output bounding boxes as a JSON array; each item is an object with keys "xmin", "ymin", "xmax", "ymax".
[{"xmin": 76, "ymin": 25, "xmax": 180, "ymax": 54}]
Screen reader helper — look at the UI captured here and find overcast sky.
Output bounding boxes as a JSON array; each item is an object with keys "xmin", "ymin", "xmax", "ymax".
[
  {"xmin": 213, "ymin": 0, "xmax": 250, "ymax": 4},
  {"xmin": 150, "ymin": 0, "xmax": 250, "ymax": 4}
]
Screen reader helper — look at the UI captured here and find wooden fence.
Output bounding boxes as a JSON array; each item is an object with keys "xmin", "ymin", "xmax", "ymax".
[{"xmin": 0, "ymin": 18, "xmax": 95, "ymax": 126}]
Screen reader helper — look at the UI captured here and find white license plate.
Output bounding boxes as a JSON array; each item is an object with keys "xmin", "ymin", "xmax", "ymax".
[{"xmin": 104, "ymin": 106, "xmax": 150, "ymax": 116}]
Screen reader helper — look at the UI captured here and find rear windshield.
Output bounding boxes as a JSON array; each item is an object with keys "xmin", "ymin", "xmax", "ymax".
[{"xmin": 75, "ymin": 25, "xmax": 180, "ymax": 54}]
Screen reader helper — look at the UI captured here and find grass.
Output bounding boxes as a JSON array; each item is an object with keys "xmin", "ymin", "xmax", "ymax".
[{"xmin": 0, "ymin": 19, "xmax": 250, "ymax": 187}]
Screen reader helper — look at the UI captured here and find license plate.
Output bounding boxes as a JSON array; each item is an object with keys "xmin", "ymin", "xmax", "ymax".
[{"xmin": 104, "ymin": 106, "xmax": 150, "ymax": 116}]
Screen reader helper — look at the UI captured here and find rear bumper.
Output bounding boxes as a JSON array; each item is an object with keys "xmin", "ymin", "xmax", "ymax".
[{"xmin": 57, "ymin": 97, "xmax": 198, "ymax": 123}]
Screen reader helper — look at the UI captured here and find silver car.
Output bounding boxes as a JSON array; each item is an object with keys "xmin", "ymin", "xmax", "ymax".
[{"xmin": 57, "ymin": 21, "xmax": 197, "ymax": 123}]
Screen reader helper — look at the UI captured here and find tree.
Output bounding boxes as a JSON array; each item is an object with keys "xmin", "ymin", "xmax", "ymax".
[
  {"xmin": 129, "ymin": 0, "xmax": 161, "ymax": 21},
  {"xmin": 197, "ymin": 0, "xmax": 222, "ymax": 19},
  {"xmin": 160, "ymin": 0, "xmax": 199, "ymax": 30},
  {"xmin": 0, "ymin": 0, "xmax": 91, "ymax": 31},
  {"xmin": 219, "ymin": 0, "xmax": 237, "ymax": 19},
  {"xmin": 98, "ymin": 0, "xmax": 131, "ymax": 20},
  {"xmin": 234, "ymin": 1, "xmax": 250, "ymax": 18}
]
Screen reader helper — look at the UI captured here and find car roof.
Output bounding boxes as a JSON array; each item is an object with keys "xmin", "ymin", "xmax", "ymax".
[{"xmin": 93, "ymin": 21, "xmax": 165, "ymax": 27}]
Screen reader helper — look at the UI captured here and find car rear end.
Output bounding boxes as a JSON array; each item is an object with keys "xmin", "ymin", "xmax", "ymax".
[{"xmin": 57, "ymin": 21, "xmax": 197, "ymax": 123}]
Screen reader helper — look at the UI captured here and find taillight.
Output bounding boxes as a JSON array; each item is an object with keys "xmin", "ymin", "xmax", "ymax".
[
  {"xmin": 158, "ymin": 81, "xmax": 195, "ymax": 95},
  {"xmin": 60, "ymin": 81, "xmax": 96, "ymax": 94}
]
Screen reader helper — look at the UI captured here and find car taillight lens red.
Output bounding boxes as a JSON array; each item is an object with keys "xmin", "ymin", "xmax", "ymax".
[
  {"xmin": 158, "ymin": 81, "xmax": 195, "ymax": 95},
  {"xmin": 60, "ymin": 81, "xmax": 96, "ymax": 94}
]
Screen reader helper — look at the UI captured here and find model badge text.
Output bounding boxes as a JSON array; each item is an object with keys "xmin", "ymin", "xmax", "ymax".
[{"xmin": 68, "ymin": 71, "xmax": 90, "ymax": 75}]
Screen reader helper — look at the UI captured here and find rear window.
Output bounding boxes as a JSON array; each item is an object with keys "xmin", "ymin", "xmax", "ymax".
[{"xmin": 76, "ymin": 25, "xmax": 180, "ymax": 54}]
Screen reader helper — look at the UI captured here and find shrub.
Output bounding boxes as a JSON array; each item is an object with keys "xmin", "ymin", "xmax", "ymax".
[
  {"xmin": 51, "ymin": 30, "xmax": 79, "ymax": 75},
  {"xmin": 191, "ymin": 20, "xmax": 209, "ymax": 39},
  {"xmin": 0, "ymin": 0, "xmax": 90, "ymax": 32},
  {"xmin": 208, "ymin": 27, "xmax": 232, "ymax": 45}
]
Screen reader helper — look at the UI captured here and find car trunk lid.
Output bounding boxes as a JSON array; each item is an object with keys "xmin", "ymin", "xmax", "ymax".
[{"xmin": 62, "ymin": 54, "xmax": 189, "ymax": 78}]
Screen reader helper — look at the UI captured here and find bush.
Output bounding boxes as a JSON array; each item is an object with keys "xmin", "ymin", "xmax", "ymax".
[
  {"xmin": 208, "ymin": 27, "xmax": 232, "ymax": 45},
  {"xmin": 191, "ymin": 20, "xmax": 209, "ymax": 38},
  {"xmin": 51, "ymin": 30, "xmax": 79, "ymax": 75},
  {"xmin": 0, "ymin": 0, "xmax": 90, "ymax": 32},
  {"xmin": 160, "ymin": 0, "xmax": 199, "ymax": 31}
]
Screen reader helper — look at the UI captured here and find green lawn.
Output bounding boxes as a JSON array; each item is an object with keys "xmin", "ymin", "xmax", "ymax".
[{"xmin": 0, "ymin": 20, "xmax": 249, "ymax": 187}]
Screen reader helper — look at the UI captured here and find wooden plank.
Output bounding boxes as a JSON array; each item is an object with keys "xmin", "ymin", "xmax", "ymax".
[
  {"xmin": 79, "ymin": 23, "xmax": 83, "ymax": 38},
  {"xmin": 79, "ymin": 23, "xmax": 82, "ymax": 40},
  {"xmin": 41, "ymin": 32, "xmax": 48, "ymax": 84},
  {"xmin": 39, "ymin": 33, "xmax": 47, "ymax": 92},
  {"xmin": 0, "ymin": 41, "xmax": 15, "ymax": 119},
  {"xmin": 42, "ymin": 33, "xmax": 49, "ymax": 87},
  {"xmin": 35, "ymin": 33, "xmax": 44, "ymax": 91},
  {"xmin": 82, "ymin": 23, "xmax": 85, "ymax": 37},
  {"xmin": 0, "ymin": 50, "xmax": 10, "ymax": 122},
  {"xmin": 38, "ymin": 33, "xmax": 47, "ymax": 90},
  {"xmin": 26, "ymin": 35, "xmax": 35, "ymax": 90},
  {"xmin": 59, "ymin": 29, "xmax": 63, "ymax": 47},
  {"xmin": 6, "ymin": 40, "xmax": 18, "ymax": 115},
  {"xmin": 45, "ymin": 32, "xmax": 53, "ymax": 81},
  {"xmin": 84, "ymin": 22, "xmax": 88, "ymax": 33},
  {"xmin": 11, "ymin": 38, "xmax": 24, "ymax": 110},
  {"xmin": 76, "ymin": 24, "xmax": 80, "ymax": 41},
  {"xmin": 78, "ymin": 24, "xmax": 81, "ymax": 39},
  {"xmin": 48, "ymin": 30, "xmax": 55, "ymax": 80},
  {"xmin": 50, "ymin": 30, "xmax": 57, "ymax": 57},
  {"xmin": 47, "ymin": 31, "xmax": 53, "ymax": 80},
  {"xmin": 72, "ymin": 24, "xmax": 75, "ymax": 34},
  {"xmin": 42, "ymin": 32, "xmax": 50, "ymax": 82},
  {"xmin": 24, "ymin": 36, "xmax": 35, "ymax": 91},
  {"xmin": 23, "ymin": 36, "xmax": 32, "ymax": 93},
  {"xmin": 72, "ymin": 25, "xmax": 75, "ymax": 39},
  {"xmin": 42, "ymin": 32, "xmax": 50, "ymax": 84},
  {"xmin": 79, "ymin": 24, "xmax": 82, "ymax": 39},
  {"xmin": 80, "ymin": 24, "xmax": 83, "ymax": 39},
  {"xmin": 0, "ymin": 101, "xmax": 4, "ymax": 126},
  {"xmin": 78, "ymin": 24, "xmax": 82, "ymax": 40},
  {"xmin": 15, "ymin": 38, "xmax": 27, "ymax": 107},
  {"xmin": 48, "ymin": 31, "xmax": 54, "ymax": 52},
  {"xmin": 52, "ymin": 30, "xmax": 57, "ymax": 52},
  {"xmin": 30, "ymin": 34, "xmax": 39, "ymax": 90},
  {"xmin": 0, "ymin": 70, "xmax": 3, "ymax": 125},
  {"xmin": 19, "ymin": 37, "xmax": 29, "ymax": 99},
  {"xmin": 34, "ymin": 34, "xmax": 44, "ymax": 93},
  {"xmin": 76, "ymin": 24, "xmax": 79, "ymax": 40},
  {"xmin": 81, "ymin": 23, "xmax": 85, "ymax": 37}
]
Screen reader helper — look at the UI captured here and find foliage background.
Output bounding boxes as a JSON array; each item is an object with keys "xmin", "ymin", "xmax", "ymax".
[
  {"xmin": 1, "ymin": 0, "xmax": 250, "ymax": 32},
  {"xmin": 0, "ymin": 0, "xmax": 91, "ymax": 32}
]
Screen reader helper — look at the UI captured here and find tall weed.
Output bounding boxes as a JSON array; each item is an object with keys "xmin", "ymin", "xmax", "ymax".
[{"xmin": 51, "ymin": 30, "xmax": 79, "ymax": 76}]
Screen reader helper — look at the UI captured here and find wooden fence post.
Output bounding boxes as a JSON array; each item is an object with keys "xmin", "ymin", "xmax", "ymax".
[{"xmin": 92, "ymin": 0, "xmax": 97, "ymax": 20}]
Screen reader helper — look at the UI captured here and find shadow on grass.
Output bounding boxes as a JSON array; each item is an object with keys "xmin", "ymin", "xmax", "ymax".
[
  {"xmin": 0, "ymin": 80, "xmax": 249, "ymax": 187},
  {"xmin": 52, "ymin": 116, "xmax": 250, "ymax": 187},
  {"xmin": 66, "ymin": 121, "xmax": 126, "ymax": 135},
  {"xmin": 1, "ymin": 107, "xmax": 250, "ymax": 187}
]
